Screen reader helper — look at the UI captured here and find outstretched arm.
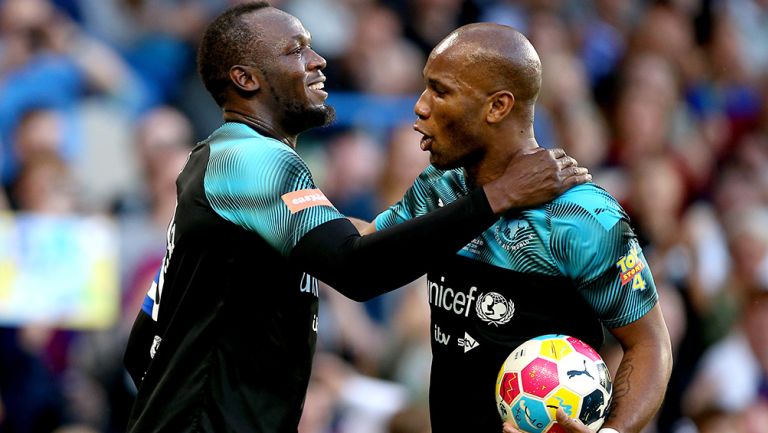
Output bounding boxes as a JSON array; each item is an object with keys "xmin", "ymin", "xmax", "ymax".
[
  {"xmin": 291, "ymin": 187, "xmax": 496, "ymax": 300},
  {"xmin": 292, "ymin": 148, "xmax": 590, "ymax": 301}
]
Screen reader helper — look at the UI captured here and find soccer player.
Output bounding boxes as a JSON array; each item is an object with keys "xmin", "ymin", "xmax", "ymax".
[
  {"xmin": 122, "ymin": 3, "xmax": 590, "ymax": 433},
  {"xmin": 366, "ymin": 24, "xmax": 673, "ymax": 433}
]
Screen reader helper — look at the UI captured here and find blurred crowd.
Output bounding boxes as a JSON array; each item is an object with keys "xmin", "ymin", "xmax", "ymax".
[{"xmin": 0, "ymin": 0, "xmax": 767, "ymax": 432}]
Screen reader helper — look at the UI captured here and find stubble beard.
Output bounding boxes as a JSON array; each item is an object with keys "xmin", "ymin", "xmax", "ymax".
[
  {"xmin": 262, "ymin": 65, "xmax": 336, "ymax": 135},
  {"xmin": 431, "ymin": 155, "xmax": 468, "ymax": 171},
  {"xmin": 282, "ymin": 99, "xmax": 336, "ymax": 135},
  {"xmin": 431, "ymin": 121, "xmax": 481, "ymax": 171}
]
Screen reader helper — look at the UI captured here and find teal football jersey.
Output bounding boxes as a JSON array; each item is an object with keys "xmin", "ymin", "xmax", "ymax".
[
  {"xmin": 126, "ymin": 123, "xmax": 344, "ymax": 433},
  {"xmin": 205, "ymin": 123, "xmax": 346, "ymax": 256},
  {"xmin": 375, "ymin": 165, "xmax": 658, "ymax": 433}
]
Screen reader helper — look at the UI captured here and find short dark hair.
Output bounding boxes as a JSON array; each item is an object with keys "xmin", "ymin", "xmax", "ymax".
[{"xmin": 197, "ymin": 1, "xmax": 271, "ymax": 107}]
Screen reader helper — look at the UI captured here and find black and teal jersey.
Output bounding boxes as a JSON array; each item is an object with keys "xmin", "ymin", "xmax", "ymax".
[
  {"xmin": 375, "ymin": 165, "xmax": 658, "ymax": 433},
  {"xmin": 125, "ymin": 122, "xmax": 344, "ymax": 433}
]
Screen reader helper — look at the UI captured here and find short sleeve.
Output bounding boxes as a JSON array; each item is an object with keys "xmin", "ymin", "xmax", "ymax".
[
  {"xmin": 204, "ymin": 136, "xmax": 345, "ymax": 256},
  {"xmin": 374, "ymin": 169, "xmax": 436, "ymax": 230},
  {"xmin": 549, "ymin": 185, "xmax": 658, "ymax": 328}
]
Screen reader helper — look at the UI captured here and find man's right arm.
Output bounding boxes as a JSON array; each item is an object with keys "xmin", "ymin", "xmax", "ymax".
[
  {"xmin": 290, "ymin": 186, "xmax": 496, "ymax": 300},
  {"xmin": 290, "ymin": 148, "xmax": 590, "ymax": 300},
  {"xmin": 206, "ymin": 141, "xmax": 588, "ymax": 301}
]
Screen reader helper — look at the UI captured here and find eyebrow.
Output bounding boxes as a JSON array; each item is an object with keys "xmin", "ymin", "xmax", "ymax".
[
  {"xmin": 283, "ymin": 33, "xmax": 311, "ymax": 52},
  {"xmin": 427, "ymin": 78, "xmax": 447, "ymax": 89},
  {"xmin": 292, "ymin": 33, "xmax": 311, "ymax": 45}
]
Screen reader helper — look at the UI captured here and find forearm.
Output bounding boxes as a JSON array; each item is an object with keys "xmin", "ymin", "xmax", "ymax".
[
  {"xmin": 290, "ymin": 188, "xmax": 496, "ymax": 300},
  {"xmin": 603, "ymin": 336, "xmax": 673, "ymax": 433}
]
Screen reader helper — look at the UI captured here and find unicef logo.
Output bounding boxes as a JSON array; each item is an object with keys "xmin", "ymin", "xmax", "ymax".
[{"xmin": 475, "ymin": 292, "xmax": 515, "ymax": 326}]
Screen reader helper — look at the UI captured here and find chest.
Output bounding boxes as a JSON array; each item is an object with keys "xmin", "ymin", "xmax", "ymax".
[
  {"xmin": 456, "ymin": 212, "xmax": 561, "ymax": 277},
  {"xmin": 425, "ymin": 255, "xmax": 602, "ymax": 357}
]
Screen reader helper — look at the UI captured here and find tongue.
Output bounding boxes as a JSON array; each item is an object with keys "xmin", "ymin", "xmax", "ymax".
[{"xmin": 420, "ymin": 137, "xmax": 432, "ymax": 151}]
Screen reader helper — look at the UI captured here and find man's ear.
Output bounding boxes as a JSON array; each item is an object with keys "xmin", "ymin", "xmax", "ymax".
[
  {"xmin": 229, "ymin": 65, "xmax": 261, "ymax": 92},
  {"xmin": 486, "ymin": 91, "xmax": 514, "ymax": 124}
]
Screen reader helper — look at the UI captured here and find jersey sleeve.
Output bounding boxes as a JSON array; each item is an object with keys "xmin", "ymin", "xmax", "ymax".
[
  {"xmin": 204, "ymin": 138, "xmax": 345, "ymax": 256},
  {"xmin": 375, "ymin": 169, "xmax": 435, "ymax": 230},
  {"xmin": 549, "ymin": 186, "xmax": 658, "ymax": 329}
]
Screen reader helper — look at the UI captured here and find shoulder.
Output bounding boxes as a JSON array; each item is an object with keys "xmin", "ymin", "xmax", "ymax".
[
  {"xmin": 546, "ymin": 184, "xmax": 639, "ymax": 282},
  {"xmin": 553, "ymin": 183, "xmax": 622, "ymax": 211},
  {"xmin": 206, "ymin": 123, "xmax": 303, "ymax": 174},
  {"xmin": 549, "ymin": 183, "xmax": 628, "ymax": 231},
  {"xmin": 206, "ymin": 122, "xmax": 296, "ymax": 154}
]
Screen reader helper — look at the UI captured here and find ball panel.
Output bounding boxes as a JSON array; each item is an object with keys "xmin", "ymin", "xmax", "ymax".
[
  {"xmin": 545, "ymin": 387, "xmax": 581, "ymax": 420},
  {"xmin": 532, "ymin": 333, "xmax": 562, "ymax": 341},
  {"xmin": 521, "ymin": 358, "xmax": 560, "ymax": 398},
  {"xmin": 538, "ymin": 337, "xmax": 573, "ymax": 361},
  {"xmin": 596, "ymin": 362, "xmax": 613, "ymax": 394},
  {"xmin": 509, "ymin": 339, "xmax": 544, "ymax": 365},
  {"xmin": 558, "ymin": 352, "xmax": 601, "ymax": 396},
  {"xmin": 510, "ymin": 396, "xmax": 551, "ymax": 433},
  {"xmin": 579, "ymin": 389, "xmax": 608, "ymax": 427},
  {"xmin": 499, "ymin": 371, "xmax": 522, "ymax": 405},
  {"xmin": 498, "ymin": 399, "xmax": 511, "ymax": 421},
  {"xmin": 567, "ymin": 336, "xmax": 601, "ymax": 362}
]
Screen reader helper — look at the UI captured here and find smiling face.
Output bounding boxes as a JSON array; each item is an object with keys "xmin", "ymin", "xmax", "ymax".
[
  {"xmin": 413, "ymin": 40, "xmax": 490, "ymax": 170},
  {"xmin": 250, "ymin": 9, "xmax": 335, "ymax": 134}
]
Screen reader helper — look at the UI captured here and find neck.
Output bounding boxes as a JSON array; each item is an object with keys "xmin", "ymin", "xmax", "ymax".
[
  {"xmin": 223, "ymin": 108, "xmax": 298, "ymax": 149},
  {"xmin": 464, "ymin": 128, "xmax": 538, "ymax": 187}
]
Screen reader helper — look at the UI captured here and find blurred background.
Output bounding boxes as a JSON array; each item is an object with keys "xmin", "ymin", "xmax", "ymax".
[{"xmin": 0, "ymin": 0, "xmax": 767, "ymax": 432}]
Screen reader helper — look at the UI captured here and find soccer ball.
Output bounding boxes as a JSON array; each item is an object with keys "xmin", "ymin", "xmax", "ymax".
[{"xmin": 495, "ymin": 334, "xmax": 612, "ymax": 433}]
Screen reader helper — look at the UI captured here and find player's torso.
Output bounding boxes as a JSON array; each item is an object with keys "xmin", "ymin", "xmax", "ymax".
[
  {"xmin": 129, "ymin": 140, "xmax": 319, "ymax": 433},
  {"xmin": 422, "ymin": 171, "xmax": 603, "ymax": 433},
  {"xmin": 423, "ymin": 170, "xmax": 603, "ymax": 351}
]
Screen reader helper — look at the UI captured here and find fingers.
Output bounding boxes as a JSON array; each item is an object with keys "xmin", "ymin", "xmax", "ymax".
[
  {"xmin": 561, "ymin": 172, "xmax": 592, "ymax": 189},
  {"xmin": 549, "ymin": 148, "xmax": 577, "ymax": 170},
  {"xmin": 502, "ymin": 422, "xmax": 522, "ymax": 433},
  {"xmin": 557, "ymin": 156, "xmax": 578, "ymax": 170},
  {"xmin": 555, "ymin": 408, "xmax": 590, "ymax": 432},
  {"xmin": 548, "ymin": 148, "xmax": 566, "ymax": 159},
  {"xmin": 555, "ymin": 165, "xmax": 592, "ymax": 191},
  {"xmin": 564, "ymin": 166, "xmax": 589, "ymax": 177},
  {"xmin": 566, "ymin": 166, "xmax": 590, "ymax": 177}
]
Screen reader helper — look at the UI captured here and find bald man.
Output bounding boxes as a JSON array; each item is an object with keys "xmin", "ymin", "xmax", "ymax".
[{"xmin": 365, "ymin": 24, "xmax": 672, "ymax": 433}]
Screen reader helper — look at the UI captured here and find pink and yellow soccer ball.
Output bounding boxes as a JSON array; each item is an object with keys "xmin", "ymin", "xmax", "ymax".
[{"xmin": 496, "ymin": 334, "xmax": 612, "ymax": 433}]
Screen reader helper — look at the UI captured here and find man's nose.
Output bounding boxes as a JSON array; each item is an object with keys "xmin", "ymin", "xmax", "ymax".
[
  {"xmin": 307, "ymin": 48, "xmax": 326, "ymax": 70},
  {"xmin": 414, "ymin": 90, "xmax": 430, "ymax": 119}
]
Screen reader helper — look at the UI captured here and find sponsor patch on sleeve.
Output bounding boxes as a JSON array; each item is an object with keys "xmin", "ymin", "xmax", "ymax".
[
  {"xmin": 281, "ymin": 189, "xmax": 333, "ymax": 214},
  {"xmin": 615, "ymin": 244, "xmax": 647, "ymax": 290}
]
